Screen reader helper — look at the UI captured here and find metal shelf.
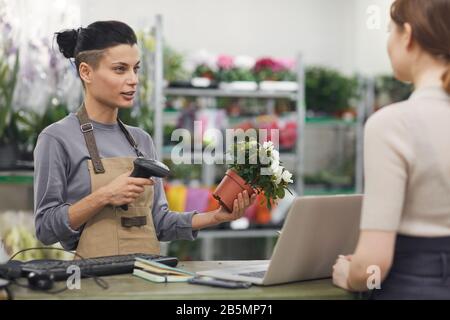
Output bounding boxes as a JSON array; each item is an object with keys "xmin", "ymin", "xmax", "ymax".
[
  {"xmin": 164, "ymin": 88, "xmax": 296, "ymax": 100},
  {"xmin": 0, "ymin": 171, "xmax": 33, "ymax": 185},
  {"xmin": 156, "ymin": 53, "xmax": 306, "ymax": 193},
  {"xmin": 164, "ymin": 110, "xmax": 357, "ymax": 127},
  {"xmin": 162, "ymin": 146, "xmax": 297, "ymax": 162}
]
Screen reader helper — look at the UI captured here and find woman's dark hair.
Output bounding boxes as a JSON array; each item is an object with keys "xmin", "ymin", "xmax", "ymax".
[
  {"xmin": 55, "ymin": 20, "xmax": 137, "ymax": 75},
  {"xmin": 390, "ymin": 0, "xmax": 450, "ymax": 94}
]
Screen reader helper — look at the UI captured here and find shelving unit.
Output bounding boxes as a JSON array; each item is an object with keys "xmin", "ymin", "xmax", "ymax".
[
  {"xmin": 161, "ymin": 86, "xmax": 305, "ymax": 191},
  {"xmin": 157, "ymin": 85, "xmax": 366, "ymax": 197},
  {"xmin": 150, "ymin": 16, "xmax": 373, "ymax": 201},
  {"xmin": 0, "ymin": 171, "xmax": 34, "ymax": 211}
]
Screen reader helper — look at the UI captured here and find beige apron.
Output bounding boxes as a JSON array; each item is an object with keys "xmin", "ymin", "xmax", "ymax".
[{"xmin": 74, "ymin": 104, "xmax": 160, "ymax": 258}]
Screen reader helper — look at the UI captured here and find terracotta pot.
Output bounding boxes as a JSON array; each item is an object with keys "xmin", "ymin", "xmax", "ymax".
[{"xmin": 213, "ymin": 169, "xmax": 255, "ymax": 212}]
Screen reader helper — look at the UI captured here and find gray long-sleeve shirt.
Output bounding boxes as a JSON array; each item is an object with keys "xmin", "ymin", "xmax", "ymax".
[{"xmin": 33, "ymin": 112, "xmax": 198, "ymax": 250}]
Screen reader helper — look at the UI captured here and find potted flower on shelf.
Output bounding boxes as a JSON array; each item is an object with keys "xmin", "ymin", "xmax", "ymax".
[
  {"xmin": 217, "ymin": 55, "xmax": 258, "ymax": 91},
  {"xmin": 189, "ymin": 50, "xmax": 219, "ymax": 88},
  {"xmin": 213, "ymin": 139, "xmax": 294, "ymax": 212},
  {"xmin": 253, "ymin": 57, "xmax": 298, "ymax": 91}
]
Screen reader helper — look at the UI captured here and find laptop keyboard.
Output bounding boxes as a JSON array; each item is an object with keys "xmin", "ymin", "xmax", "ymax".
[{"xmin": 237, "ymin": 270, "xmax": 266, "ymax": 278}]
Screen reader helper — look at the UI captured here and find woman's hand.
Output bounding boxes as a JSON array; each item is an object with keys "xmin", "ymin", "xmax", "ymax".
[
  {"xmin": 332, "ymin": 255, "xmax": 354, "ymax": 291},
  {"xmin": 99, "ymin": 170, "xmax": 155, "ymax": 207},
  {"xmin": 213, "ymin": 191, "xmax": 257, "ymax": 224}
]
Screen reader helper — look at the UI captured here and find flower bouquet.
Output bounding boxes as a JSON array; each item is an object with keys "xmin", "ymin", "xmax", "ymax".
[{"xmin": 213, "ymin": 139, "xmax": 293, "ymax": 212}]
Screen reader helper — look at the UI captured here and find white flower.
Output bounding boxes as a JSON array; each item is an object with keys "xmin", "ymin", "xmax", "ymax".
[
  {"xmin": 270, "ymin": 159, "xmax": 280, "ymax": 173},
  {"xmin": 234, "ymin": 55, "xmax": 255, "ymax": 69},
  {"xmin": 274, "ymin": 166, "xmax": 284, "ymax": 185},
  {"xmin": 271, "ymin": 149, "xmax": 279, "ymax": 162},
  {"xmin": 190, "ymin": 49, "xmax": 217, "ymax": 70},
  {"xmin": 263, "ymin": 141, "xmax": 274, "ymax": 151},
  {"xmin": 281, "ymin": 170, "xmax": 293, "ymax": 183}
]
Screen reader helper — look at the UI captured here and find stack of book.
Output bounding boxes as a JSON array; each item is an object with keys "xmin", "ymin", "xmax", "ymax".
[{"xmin": 133, "ymin": 257, "xmax": 195, "ymax": 283}]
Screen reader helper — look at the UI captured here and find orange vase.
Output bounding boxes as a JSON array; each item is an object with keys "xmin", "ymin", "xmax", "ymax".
[{"xmin": 213, "ymin": 169, "xmax": 255, "ymax": 212}]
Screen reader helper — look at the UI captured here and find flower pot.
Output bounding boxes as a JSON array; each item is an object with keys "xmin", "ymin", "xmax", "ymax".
[
  {"xmin": 219, "ymin": 81, "xmax": 258, "ymax": 91},
  {"xmin": 259, "ymin": 81, "xmax": 298, "ymax": 91},
  {"xmin": 213, "ymin": 169, "xmax": 255, "ymax": 212}
]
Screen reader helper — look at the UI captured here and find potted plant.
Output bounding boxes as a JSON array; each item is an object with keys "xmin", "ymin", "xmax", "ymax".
[
  {"xmin": 0, "ymin": 51, "xmax": 20, "ymax": 170},
  {"xmin": 164, "ymin": 46, "xmax": 190, "ymax": 88},
  {"xmin": 217, "ymin": 55, "xmax": 258, "ymax": 91},
  {"xmin": 213, "ymin": 139, "xmax": 293, "ymax": 212},
  {"xmin": 305, "ymin": 66, "xmax": 358, "ymax": 117},
  {"xmin": 253, "ymin": 57, "xmax": 297, "ymax": 91},
  {"xmin": 12, "ymin": 99, "xmax": 69, "ymax": 164}
]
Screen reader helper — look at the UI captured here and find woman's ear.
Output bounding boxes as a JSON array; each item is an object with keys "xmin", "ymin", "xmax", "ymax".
[
  {"xmin": 79, "ymin": 62, "xmax": 93, "ymax": 84},
  {"xmin": 403, "ymin": 22, "xmax": 414, "ymax": 50}
]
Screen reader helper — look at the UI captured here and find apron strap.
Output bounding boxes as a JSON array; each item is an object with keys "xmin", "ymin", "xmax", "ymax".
[
  {"xmin": 76, "ymin": 103, "xmax": 144, "ymax": 174},
  {"xmin": 76, "ymin": 104, "xmax": 105, "ymax": 174},
  {"xmin": 117, "ymin": 118, "xmax": 145, "ymax": 158}
]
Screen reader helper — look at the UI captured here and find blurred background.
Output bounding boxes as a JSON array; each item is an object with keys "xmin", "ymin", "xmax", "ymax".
[{"xmin": 0, "ymin": 0, "xmax": 412, "ymax": 261}]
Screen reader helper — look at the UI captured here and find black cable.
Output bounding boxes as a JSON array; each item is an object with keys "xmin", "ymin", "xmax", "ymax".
[
  {"xmin": 7, "ymin": 247, "xmax": 109, "ymax": 294},
  {"xmin": 5, "ymin": 285, "xmax": 14, "ymax": 300}
]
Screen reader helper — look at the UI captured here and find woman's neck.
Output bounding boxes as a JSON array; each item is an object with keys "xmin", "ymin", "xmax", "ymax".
[
  {"xmin": 83, "ymin": 94, "xmax": 118, "ymax": 124},
  {"xmin": 412, "ymin": 54, "xmax": 448, "ymax": 90}
]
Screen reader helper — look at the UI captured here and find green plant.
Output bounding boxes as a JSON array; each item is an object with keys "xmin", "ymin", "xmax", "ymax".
[
  {"xmin": 227, "ymin": 139, "xmax": 293, "ymax": 209},
  {"xmin": 192, "ymin": 64, "xmax": 217, "ymax": 80},
  {"xmin": 14, "ymin": 100, "xmax": 69, "ymax": 156},
  {"xmin": 118, "ymin": 105, "xmax": 154, "ymax": 135},
  {"xmin": 0, "ymin": 51, "xmax": 19, "ymax": 145},
  {"xmin": 375, "ymin": 75, "xmax": 413, "ymax": 105},
  {"xmin": 305, "ymin": 66, "xmax": 358, "ymax": 115},
  {"xmin": 217, "ymin": 67, "xmax": 256, "ymax": 82},
  {"xmin": 164, "ymin": 46, "xmax": 188, "ymax": 82}
]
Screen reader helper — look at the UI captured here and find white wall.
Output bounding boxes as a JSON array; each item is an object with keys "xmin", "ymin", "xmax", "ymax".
[
  {"xmin": 351, "ymin": 0, "xmax": 394, "ymax": 75},
  {"xmin": 79, "ymin": 0, "xmax": 394, "ymax": 75}
]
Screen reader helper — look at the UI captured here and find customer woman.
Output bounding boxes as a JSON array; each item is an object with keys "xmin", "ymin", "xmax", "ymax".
[
  {"xmin": 34, "ymin": 20, "xmax": 256, "ymax": 258},
  {"xmin": 332, "ymin": 0, "xmax": 450, "ymax": 299}
]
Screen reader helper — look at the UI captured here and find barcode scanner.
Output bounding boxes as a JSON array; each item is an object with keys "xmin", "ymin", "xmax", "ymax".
[{"xmin": 120, "ymin": 158, "xmax": 170, "ymax": 211}]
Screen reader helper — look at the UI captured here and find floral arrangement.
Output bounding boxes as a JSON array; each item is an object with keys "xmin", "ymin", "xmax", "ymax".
[
  {"xmin": 213, "ymin": 139, "xmax": 293, "ymax": 211},
  {"xmin": 190, "ymin": 49, "xmax": 218, "ymax": 81},
  {"xmin": 216, "ymin": 54, "xmax": 256, "ymax": 82},
  {"xmin": 253, "ymin": 57, "xmax": 296, "ymax": 82},
  {"xmin": 187, "ymin": 51, "xmax": 296, "ymax": 84}
]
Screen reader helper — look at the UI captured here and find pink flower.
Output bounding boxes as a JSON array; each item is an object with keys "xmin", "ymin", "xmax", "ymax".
[
  {"xmin": 277, "ymin": 58, "xmax": 296, "ymax": 71},
  {"xmin": 217, "ymin": 54, "xmax": 234, "ymax": 70},
  {"xmin": 254, "ymin": 57, "xmax": 288, "ymax": 72},
  {"xmin": 254, "ymin": 57, "xmax": 276, "ymax": 72}
]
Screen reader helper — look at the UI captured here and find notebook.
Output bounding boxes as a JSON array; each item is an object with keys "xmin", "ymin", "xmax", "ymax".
[{"xmin": 133, "ymin": 257, "xmax": 195, "ymax": 283}]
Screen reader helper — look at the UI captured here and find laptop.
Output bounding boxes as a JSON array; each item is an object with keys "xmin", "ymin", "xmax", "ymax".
[{"xmin": 197, "ymin": 194, "xmax": 363, "ymax": 286}]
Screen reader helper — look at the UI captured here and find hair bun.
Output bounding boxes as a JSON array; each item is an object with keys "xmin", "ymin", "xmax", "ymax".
[{"xmin": 55, "ymin": 28, "xmax": 79, "ymax": 59}]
